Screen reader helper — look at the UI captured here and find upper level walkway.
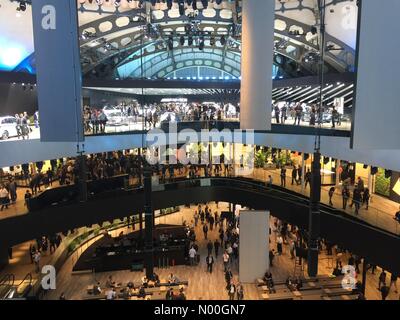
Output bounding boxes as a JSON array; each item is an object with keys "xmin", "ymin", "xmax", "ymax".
[{"xmin": 1, "ymin": 166, "xmax": 398, "ymax": 237}]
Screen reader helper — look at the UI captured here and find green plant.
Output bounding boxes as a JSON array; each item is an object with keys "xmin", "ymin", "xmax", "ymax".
[
  {"xmin": 375, "ymin": 168, "xmax": 390, "ymax": 197},
  {"xmin": 255, "ymin": 150, "xmax": 267, "ymax": 168}
]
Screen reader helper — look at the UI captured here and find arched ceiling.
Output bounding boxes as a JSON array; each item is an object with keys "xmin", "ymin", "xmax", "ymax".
[{"xmin": 0, "ymin": 0, "xmax": 358, "ymax": 77}]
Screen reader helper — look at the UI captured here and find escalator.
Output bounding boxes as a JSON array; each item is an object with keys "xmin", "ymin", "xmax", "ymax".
[
  {"xmin": 0, "ymin": 274, "xmax": 15, "ymax": 300},
  {"xmin": 1, "ymin": 273, "xmax": 33, "ymax": 300}
]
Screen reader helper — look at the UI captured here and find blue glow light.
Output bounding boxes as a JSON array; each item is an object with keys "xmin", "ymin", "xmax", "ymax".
[{"xmin": 0, "ymin": 46, "xmax": 25, "ymax": 70}]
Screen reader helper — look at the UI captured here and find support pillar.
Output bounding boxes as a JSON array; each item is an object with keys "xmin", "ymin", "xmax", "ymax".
[
  {"xmin": 335, "ymin": 159, "xmax": 341, "ymax": 186},
  {"xmin": 307, "ymin": 152, "xmax": 321, "ymax": 277},
  {"xmin": 240, "ymin": 0, "xmax": 275, "ymax": 130},
  {"xmin": 144, "ymin": 167, "xmax": 154, "ymax": 279}
]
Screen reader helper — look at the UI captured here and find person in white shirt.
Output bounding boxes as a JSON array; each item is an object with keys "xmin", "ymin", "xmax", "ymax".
[
  {"xmin": 189, "ymin": 247, "xmax": 197, "ymax": 266},
  {"xmin": 0, "ymin": 186, "xmax": 9, "ymax": 211},
  {"xmin": 33, "ymin": 251, "xmax": 41, "ymax": 273},
  {"xmin": 106, "ymin": 288, "xmax": 116, "ymax": 300},
  {"xmin": 277, "ymin": 235, "xmax": 283, "ymax": 255},
  {"xmin": 223, "ymin": 251, "xmax": 230, "ymax": 272}
]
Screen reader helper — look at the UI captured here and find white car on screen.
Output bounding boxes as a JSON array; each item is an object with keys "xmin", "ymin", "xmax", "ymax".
[
  {"xmin": 0, "ymin": 116, "xmax": 18, "ymax": 140},
  {"xmin": 102, "ymin": 106, "xmax": 126, "ymax": 126}
]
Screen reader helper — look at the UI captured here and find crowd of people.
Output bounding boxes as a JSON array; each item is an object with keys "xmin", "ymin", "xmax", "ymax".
[
  {"xmin": 82, "ymin": 101, "xmax": 240, "ymax": 134},
  {"xmin": 271, "ymin": 101, "xmax": 345, "ymax": 128}
]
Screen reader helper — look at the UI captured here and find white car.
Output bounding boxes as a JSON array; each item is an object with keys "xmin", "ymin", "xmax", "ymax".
[
  {"xmin": 0, "ymin": 116, "xmax": 18, "ymax": 140},
  {"xmin": 102, "ymin": 106, "xmax": 126, "ymax": 126}
]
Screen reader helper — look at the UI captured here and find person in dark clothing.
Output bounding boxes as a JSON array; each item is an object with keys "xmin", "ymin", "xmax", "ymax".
[
  {"xmin": 207, "ymin": 240, "xmax": 213, "ymax": 256},
  {"xmin": 363, "ymin": 188, "xmax": 370, "ymax": 210},
  {"xmin": 269, "ymin": 249, "xmax": 275, "ymax": 267},
  {"xmin": 214, "ymin": 239, "xmax": 220, "ymax": 257},
  {"xmin": 380, "ymin": 285, "xmax": 390, "ymax": 300},
  {"xmin": 203, "ymin": 224, "xmax": 208, "ymax": 240},
  {"xmin": 328, "ymin": 187, "xmax": 335, "ymax": 206},
  {"xmin": 352, "ymin": 189, "xmax": 362, "ymax": 215},
  {"xmin": 296, "ymin": 166, "xmax": 302, "ymax": 186},
  {"xmin": 378, "ymin": 270, "xmax": 387, "ymax": 290},
  {"xmin": 274, "ymin": 105, "xmax": 280, "ymax": 124},
  {"xmin": 342, "ymin": 185, "xmax": 350, "ymax": 210},
  {"xmin": 206, "ymin": 254, "xmax": 214, "ymax": 273},
  {"xmin": 291, "ymin": 167, "xmax": 298, "ymax": 185},
  {"xmin": 280, "ymin": 168, "xmax": 286, "ymax": 187},
  {"xmin": 304, "ymin": 169, "xmax": 311, "ymax": 188}
]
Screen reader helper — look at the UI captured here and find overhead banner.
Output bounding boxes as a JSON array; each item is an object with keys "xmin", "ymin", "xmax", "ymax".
[
  {"xmin": 31, "ymin": 0, "xmax": 84, "ymax": 142},
  {"xmin": 351, "ymin": 0, "xmax": 400, "ymax": 149}
]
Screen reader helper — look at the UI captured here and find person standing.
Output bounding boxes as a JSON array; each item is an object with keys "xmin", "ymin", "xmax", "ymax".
[
  {"xmin": 33, "ymin": 250, "xmax": 41, "ymax": 273},
  {"xmin": 228, "ymin": 282, "xmax": 236, "ymax": 300},
  {"xmin": 353, "ymin": 188, "xmax": 362, "ymax": 215},
  {"xmin": 363, "ymin": 188, "xmax": 370, "ymax": 210},
  {"xmin": 280, "ymin": 167, "xmax": 287, "ymax": 187},
  {"xmin": 236, "ymin": 283, "xmax": 244, "ymax": 300},
  {"xmin": 281, "ymin": 104, "xmax": 287, "ymax": 124},
  {"xmin": 214, "ymin": 239, "xmax": 220, "ymax": 257},
  {"xmin": 277, "ymin": 235, "xmax": 283, "ymax": 255},
  {"xmin": 342, "ymin": 185, "xmax": 350, "ymax": 210},
  {"xmin": 390, "ymin": 273, "xmax": 398, "ymax": 294},
  {"xmin": 206, "ymin": 254, "xmax": 214, "ymax": 274},
  {"xmin": 203, "ymin": 224, "xmax": 209, "ymax": 240},
  {"xmin": 296, "ymin": 166, "xmax": 302, "ymax": 186},
  {"xmin": 291, "ymin": 167, "xmax": 298, "ymax": 185},
  {"xmin": 0, "ymin": 185, "xmax": 9, "ymax": 211},
  {"xmin": 189, "ymin": 246, "xmax": 197, "ymax": 266},
  {"xmin": 8, "ymin": 179, "xmax": 17, "ymax": 204},
  {"xmin": 305, "ymin": 169, "xmax": 311, "ymax": 188},
  {"xmin": 194, "ymin": 211, "xmax": 199, "ymax": 227},
  {"xmin": 274, "ymin": 105, "xmax": 280, "ymax": 124},
  {"xmin": 328, "ymin": 187, "xmax": 335, "ymax": 206},
  {"xmin": 207, "ymin": 240, "xmax": 213, "ymax": 256},
  {"xmin": 223, "ymin": 251, "xmax": 230, "ymax": 272},
  {"xmin": 378, "ymin": 270, "xmax": 387, "ymax": 290}
]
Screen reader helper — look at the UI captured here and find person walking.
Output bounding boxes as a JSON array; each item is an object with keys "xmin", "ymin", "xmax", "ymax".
[
  {"xmin": 214, "ymin": 239, "xmax": 220, "ymax": 257},
  {"xmin": 390, "ymin": 273, "xmax": 398, "ymax": 294},
  {"xmin": 291, "ymin": 167, "xmax": 297, "ymax": 185},
  {"xmin": 363, "ymin": 188, "xmax": 370, "ymax": 210},
  {"xmin": 194, "ymin": 211, "xmax": 199, "ymax": 226},
  {"xmin": 33, "ymin": 250, "xmax": 41, "ymax": 273},
  {"xmin": 0, "ymin": 185, "xmax": 9, "ymax": 211},
  {"xmin": 203, "ymin": 224, "xmax": 209, "ymax": 240},
  {"xmin": 342, "ymin": 185, "xmax": 350, "ymax": 210},
  {"xmin": 223, "ymin": 251, "xmax": 230, "ymax": 272},
  {"xmin": 189, "ymin": 246, "xmax": 197, "ymax": 266},
  {"xmin": 8, "ymin": 179, "xmax": 17, "ymax": 204},
  {"xmin": 236, "ymin": 283, "xmax": 244, "ymax": 300},
  {"xmin": 378, "ymin": 270, "xmax": 387, "ymax": 290},
  {"xmin": 328, "ymin": 186, "xmax": 335, "ymax": 206},
  {"xmin": 206, "ymin": 254, "xmax": 214, "ymax": 274},
  {"xmin": 280, "ymin": 167, "xmax": 286, "ymax": 187},
  {"xmin": 277, "ymin": 235, "xmax": 283, "ymax": 255},
  {"xmin": 304, "ymin": 169, "xmax": 311, "ymax": 188},
  {"xmin": 207, "ymin": 240, "xmax": 213, "ymax": 256},
  {"xmin": 228, "ymin": 282, "xmax": 236, "ymax": 300}
]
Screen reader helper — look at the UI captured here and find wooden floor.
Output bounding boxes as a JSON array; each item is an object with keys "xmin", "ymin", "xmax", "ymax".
[{"xmin": 41, "ymin": 203, "xmax": 399, "ymax": 301}]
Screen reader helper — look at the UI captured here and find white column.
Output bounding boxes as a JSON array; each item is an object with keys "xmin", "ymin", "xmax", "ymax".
[
  {"xmin": 336, "ymin": 159, "xmax": 341, "ymax": 186},
  {"xmin": 240, "ymin": 0, "xmax": 275, "ymax": 130},
  {"xmin": 239, "ymin": 210, "xmax": 270, "ymax": 283}
]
